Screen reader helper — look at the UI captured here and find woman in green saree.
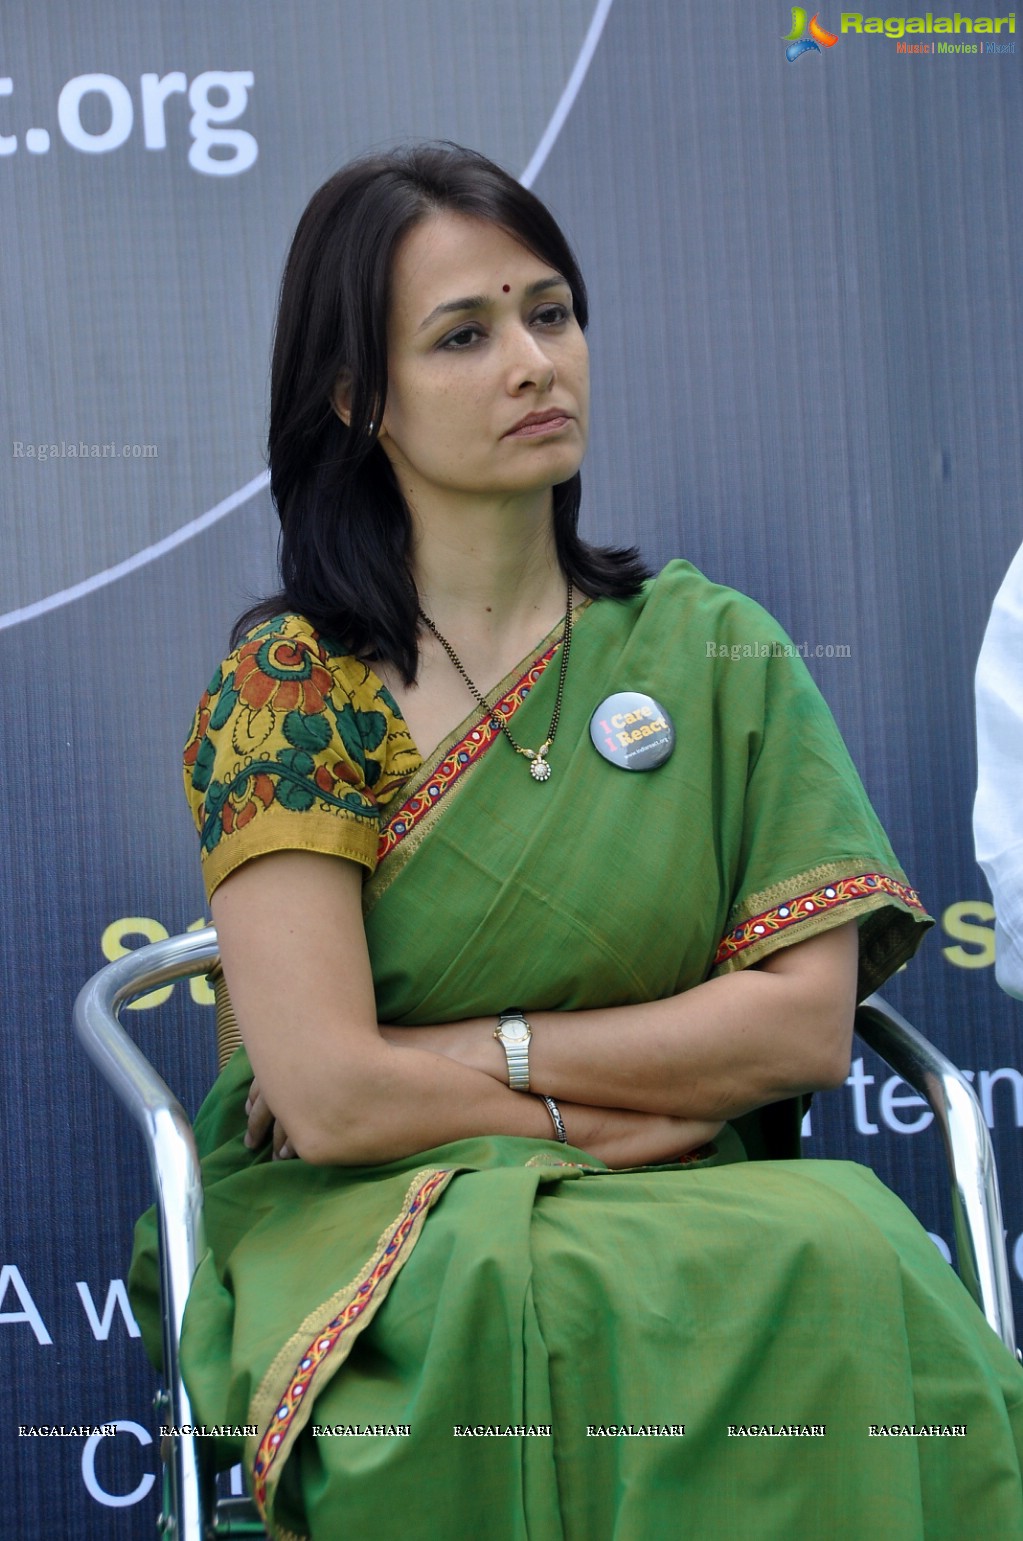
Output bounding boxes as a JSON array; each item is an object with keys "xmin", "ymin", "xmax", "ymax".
[{"xmin": 131, "ymin": 146, "xmax": 1023, "ymax": 1539}]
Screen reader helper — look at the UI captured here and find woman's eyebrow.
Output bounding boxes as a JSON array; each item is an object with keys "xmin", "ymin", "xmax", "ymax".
[{"xmin": 416, "ymin": 275, "xmax": 567, "ymax": 333}]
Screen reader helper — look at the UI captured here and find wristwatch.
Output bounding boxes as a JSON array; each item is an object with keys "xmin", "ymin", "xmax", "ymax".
[{"xmin": 494, "ymin": 1008, "xmax": 532, "ymax": 1091}]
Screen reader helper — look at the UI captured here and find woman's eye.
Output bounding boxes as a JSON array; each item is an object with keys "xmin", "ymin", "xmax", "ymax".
[
  {"xmin": 440, "ymin": 325, "xmax": 483, "ymax": 350},
  {"xmin": 534, "ymin": 303, "xmax": 570, "ymax": 328}
]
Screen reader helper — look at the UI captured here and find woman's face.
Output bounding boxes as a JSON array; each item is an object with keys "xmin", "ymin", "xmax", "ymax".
[{"xmin": 376, "ymin": 211, "xmax": 589, "ymax": 510}]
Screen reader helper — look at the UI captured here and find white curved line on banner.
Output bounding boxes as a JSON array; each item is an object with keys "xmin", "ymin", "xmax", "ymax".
[
  {"xmin": 0, "ymin": 0, "xmax": 614, "ymax": 633},
  {"xmin": 0, "ymin": 472, "xmax": 269, "ymax": 631},
  {"xmin": 519, "ymin": 0, "xmax": 615, "ymax": 188}
]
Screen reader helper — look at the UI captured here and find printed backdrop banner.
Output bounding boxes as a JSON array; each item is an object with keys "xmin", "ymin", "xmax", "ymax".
[{"xmin": 1, "ymin": 3, "xmax": 1020, "ymax": 1534}]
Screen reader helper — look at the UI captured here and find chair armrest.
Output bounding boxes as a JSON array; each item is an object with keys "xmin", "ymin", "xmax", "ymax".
[
  {"xmin": 73, "ymin": 926, "xmax": 222, "ymax": 1541},
  {"xmin": 855, "ymin": 993, "xmax": 1018, "ymax": 1357}
]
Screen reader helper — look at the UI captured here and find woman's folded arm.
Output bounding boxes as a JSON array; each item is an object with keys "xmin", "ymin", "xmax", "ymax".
[
  {"xmin": 382, "ymin": 921, "xmax": 860, "ymax": 1122},
  {"xmin": 212, "ymin": 849, "xmax": 721, "ymax": 1166},
  {"xmin": 532, "ymin": 919, "xmax": 858, "ymax": 1118}
]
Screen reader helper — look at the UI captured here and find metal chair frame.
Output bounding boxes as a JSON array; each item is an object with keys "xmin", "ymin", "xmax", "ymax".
[{"xmin": 74, "ymin": 925, "xmax": 1019, "ymax": 1541}]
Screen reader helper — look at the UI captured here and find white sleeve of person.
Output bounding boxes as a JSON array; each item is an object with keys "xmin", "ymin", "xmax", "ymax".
[{"xmin": 974, "ymin": 540, "xmax": 1023, "ymax": 1001}]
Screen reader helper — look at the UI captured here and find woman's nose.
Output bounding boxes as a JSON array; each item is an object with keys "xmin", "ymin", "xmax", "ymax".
[{"xmin": 507, "ymin": 327, "xmax": 556, "ymax": 393}]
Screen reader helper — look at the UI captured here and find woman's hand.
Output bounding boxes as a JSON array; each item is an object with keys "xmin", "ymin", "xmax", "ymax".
[
  {"xmin": 243, "ymin": 1069, "xmax": 720, "ymax": 1170},
  {"xmin": 559, "ymin": 1103, "xmax": 725, "ymax": 1169},
  {"xmin": 377, "ymin": 1025, "xmax": 726, "ymax": 1164},
  {"xmin": 244, "ymin": 1077, "xmax": 295, "ymax": 1160}
]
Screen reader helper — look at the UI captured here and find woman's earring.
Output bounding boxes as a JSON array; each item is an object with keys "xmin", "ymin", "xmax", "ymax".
[{"xmin": 368, "ymin": 419, "xmax": 377, "ymax": 436}]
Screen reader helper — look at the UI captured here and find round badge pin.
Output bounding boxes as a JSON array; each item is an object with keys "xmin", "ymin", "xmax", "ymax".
[{"xmin": 589, "ymin": 692, "xmax": 675, "ymax": 771}]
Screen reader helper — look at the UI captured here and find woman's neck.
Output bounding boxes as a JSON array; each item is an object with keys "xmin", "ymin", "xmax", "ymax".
[
  {"xmin": 367, "ymin": 489, "xmax": 572, "ymax": 761},
  {"xmin": 410, "ymin": 490, "xmax": 568, "ymax": 656}
]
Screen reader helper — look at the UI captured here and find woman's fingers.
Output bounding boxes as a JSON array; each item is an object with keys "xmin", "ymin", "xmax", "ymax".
[
  {"xmin": 273, "ymin": 1120, "xmax": 294, "ymax": 1161},
  {"xmin": 243, "ymin": 1076, "xmax": 295, "ymax": 1157},
  {"xmin": 244, "ymin": 1079, "xmax": 274, "ymax": 1148}
]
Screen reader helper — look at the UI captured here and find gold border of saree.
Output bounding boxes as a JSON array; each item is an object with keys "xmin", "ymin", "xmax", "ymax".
[
  {"xmin": 713, "ymin": 862, "xmax": 928, "ymax": 976},
  {"xmin": 246, "ymin": 1165, "xmax": 458, "ymax": 1534}
]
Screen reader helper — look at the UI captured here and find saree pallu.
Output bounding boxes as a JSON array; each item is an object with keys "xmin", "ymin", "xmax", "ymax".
[{"xmin": 131, "ymin": 564, "xmax": 1023, "ymax": 1538}]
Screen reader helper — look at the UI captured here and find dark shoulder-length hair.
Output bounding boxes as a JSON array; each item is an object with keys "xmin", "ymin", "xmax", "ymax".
[{"xmin": 235, "ymin": 142, "xmax": 650, "ymax": 683}]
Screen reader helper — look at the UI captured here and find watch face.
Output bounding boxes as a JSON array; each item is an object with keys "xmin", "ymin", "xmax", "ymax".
[{"xmin": 502, "ymin": 1019, "xmax": 529, "ymax": 1042}]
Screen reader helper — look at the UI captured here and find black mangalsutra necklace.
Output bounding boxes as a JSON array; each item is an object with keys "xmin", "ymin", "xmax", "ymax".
[{"xmin": 418, "ymin": 581, "xmax": 574, "ymax": 782}]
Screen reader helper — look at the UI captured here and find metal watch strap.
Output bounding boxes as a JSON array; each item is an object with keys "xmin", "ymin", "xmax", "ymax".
[{"xmin": 494, "ymin": 1008, "xmax": 532, "ymax": 1092}]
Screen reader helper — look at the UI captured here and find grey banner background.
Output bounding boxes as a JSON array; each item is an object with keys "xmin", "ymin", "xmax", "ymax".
[{"xmin": 1, "ymin": 3, "xmax": 1020, "ymax": 1533}]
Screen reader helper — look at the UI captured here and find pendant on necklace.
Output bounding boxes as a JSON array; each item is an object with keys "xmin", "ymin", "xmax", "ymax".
[{"xmin": 529, "ymin": 746, "xmax": 553, "ymax": 782}]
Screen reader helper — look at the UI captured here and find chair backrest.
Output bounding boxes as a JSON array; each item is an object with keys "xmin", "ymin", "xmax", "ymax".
[
  {"xmin": 856, "ymin": 993, "xmax": 1019, "ymax": 1359},
  {"xmin": 75, "ymin": 927, "xmax": 221, "ymax": 1541},
  {"xmin": 211, "ymin": 963, "xmax": 245, "ymax": 1070}
]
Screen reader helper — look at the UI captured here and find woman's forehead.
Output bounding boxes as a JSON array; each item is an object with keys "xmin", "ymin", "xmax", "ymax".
[{"xmin": 391, "ymin": 212, "xmax": 562, "ymax": 322}]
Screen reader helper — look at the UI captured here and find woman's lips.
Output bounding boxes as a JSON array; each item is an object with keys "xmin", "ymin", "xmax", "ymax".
[{"xmin": 504, "ymin": 411, "xmax": 573, "ymax": 438}]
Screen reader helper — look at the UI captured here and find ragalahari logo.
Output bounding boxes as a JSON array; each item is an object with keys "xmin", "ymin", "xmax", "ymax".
[{"xmin": 784, "ymin": 9, "xmax": 840, "ymax": 58}]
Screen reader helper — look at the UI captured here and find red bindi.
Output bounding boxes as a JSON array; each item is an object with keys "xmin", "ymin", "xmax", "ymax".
[{"xmin": 502, "ymin": 284, "xmax": 510, "ymax": 292}]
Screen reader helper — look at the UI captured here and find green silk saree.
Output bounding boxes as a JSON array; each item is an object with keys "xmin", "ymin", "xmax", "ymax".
[{"xmin": 131, "ymin": 563, "xmax": 1023, "ymax": 1539}]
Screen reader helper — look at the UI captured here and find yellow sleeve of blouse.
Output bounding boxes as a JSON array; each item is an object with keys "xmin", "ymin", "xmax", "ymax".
[{"xmin": 182, "ymin": 614, "xmax": 420, "ymax": 902}]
